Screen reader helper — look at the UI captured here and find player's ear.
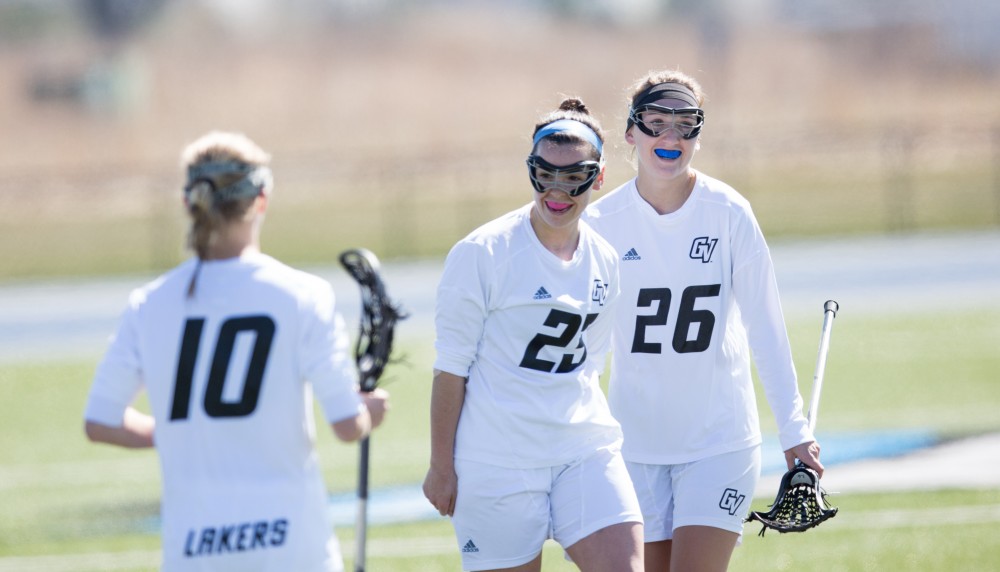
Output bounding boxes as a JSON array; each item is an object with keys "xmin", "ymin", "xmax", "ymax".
[
  {"xmin": 593, "ymin": 167, "xmax": 605, "ymax": 191},
  {"xmin": 624, "ymin": 126, "xmax": 636, "ymax": 146}
]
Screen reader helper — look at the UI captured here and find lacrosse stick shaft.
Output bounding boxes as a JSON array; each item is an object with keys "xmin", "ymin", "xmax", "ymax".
[
  {"xmin": 807, "ymin": 300, "xmax": 839, "ymax": 432},
  {"xmin": 354, "ymin": 436, "xmax": 370, "ymax": 572},
  {"xmin": 339, "ymin": 247, "xmax": 405, "ymax": 572}
]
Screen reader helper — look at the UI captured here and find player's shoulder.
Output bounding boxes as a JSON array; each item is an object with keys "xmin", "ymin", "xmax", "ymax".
[
  {"xmin": 694, "ymin": 171, "xmax": 753, "ymax": 212},
  {"xmin": 464, "ymin": 203, "xmax": 529, "ymax": 241},
  {"xmin": 586, "ymin": 179, "xmax": 636, "ymax": 222},
  {"xmin": 247, "ymin": 253, "xmax": 333, "ymax": 299},
  {"xmin": 126, "ymin": 258, "xmax": 197, "ymax": 307},
  {"xmin": 580, "ymin": 219, "xmax": 620, "ymax": 264},
  {"xmin": 451, "ymin": 203, "xmax": 531, "ymax": 258}
]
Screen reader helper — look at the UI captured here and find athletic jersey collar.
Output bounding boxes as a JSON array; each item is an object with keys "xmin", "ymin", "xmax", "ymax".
[
  {"xmin": 519, "ymin": 203, "xmax": 586, "ymax": 268},
  {"xmin": 197, "ymin": 250, "xmax": 268, "ymax": 268},
  {"xmin": 628, "ymin": 170, "xmax": 703, "ymax": 224}
]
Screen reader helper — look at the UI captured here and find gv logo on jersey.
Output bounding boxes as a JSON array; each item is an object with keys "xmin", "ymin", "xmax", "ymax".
[
  {"xmin": 689, "ymin": 236, "xmax": 718, "ymax": 263},
  {"xmin": 591, "ymin": 279, "xmax": 608, "ymax": 306},
  {"xmin": 719, "ymin": 488, "xmax": 746, "ymax": 516}
]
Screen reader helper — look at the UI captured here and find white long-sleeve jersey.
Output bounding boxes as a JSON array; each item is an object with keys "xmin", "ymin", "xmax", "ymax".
[
  {"xmin": 585, "ymin": 173, "xmax": 813, "ymax": 465},
  {"xmin": 434, "ymin": 203, "xmax": 623, "ymax": 469},
  {"xmin": 84, "ymin": 252, "xmax": 363, "ymax": 572}
]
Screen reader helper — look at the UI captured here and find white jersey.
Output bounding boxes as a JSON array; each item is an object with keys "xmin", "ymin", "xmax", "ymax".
[
  {"xmin": 84, "ymin": 252, "xmax": 363, "ymax": 572},
  {"xmin": 585, "ymin": 173, "xmax": 813, "ymax": 465},
  {"xmin": 434, "ymin": 203, "xmax": 623, "ymax": 469}
]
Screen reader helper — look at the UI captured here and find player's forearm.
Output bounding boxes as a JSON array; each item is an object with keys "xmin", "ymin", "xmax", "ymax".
[
  {"xmin": 332, "ymin": 408, "xmax": 371, "ymax": 442},
  {"xmin": 428, "ymin": 370, "xmax": 466, "ymax": 470},
  {"xmin": 734, "ymin": 260, "xmax": 813, "ymax": 447},
  {"xmin": 84, "ymin": 407, "xmax": 155, "ymax": 448}
]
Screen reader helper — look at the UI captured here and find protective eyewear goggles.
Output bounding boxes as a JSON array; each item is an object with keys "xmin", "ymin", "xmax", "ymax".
[
  {"xmin": 525, "ymin": 155, "xmax": 602, "ymax": 197},
  {"xmin": 629, "ymin": 104, "xmax": 705, "ymax": 140}
]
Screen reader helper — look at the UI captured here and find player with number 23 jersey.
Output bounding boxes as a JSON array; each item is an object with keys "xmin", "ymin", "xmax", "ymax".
[{"xmin": 435, "ymin": 203, "xmax": 622, "ymax": 468}]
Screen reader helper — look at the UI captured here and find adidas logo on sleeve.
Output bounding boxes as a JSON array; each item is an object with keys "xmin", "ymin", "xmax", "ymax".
[
  {"xmin": 622, "ymin": 248, "xmax": 641, "ymax": 261},
  {"xmin": 462, "ymin": 539, "xmax": 480, "ymax": 553}
]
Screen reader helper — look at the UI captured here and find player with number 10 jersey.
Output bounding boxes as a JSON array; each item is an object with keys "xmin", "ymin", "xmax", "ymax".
[
  {"xmin": 83, "ymin": 132, "xmax": 386, "ymax": 572},
  {"xmin": 86, "ymin": 254, "xmax": 363, "ymax": 570}
]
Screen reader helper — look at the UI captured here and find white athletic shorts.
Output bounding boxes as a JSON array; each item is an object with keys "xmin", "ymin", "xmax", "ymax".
[
  {"xmin": 451, "ymin": 443, "xmax": 642, "ymax": 571},
  {"xmin": 627, "ymin": 445, "xmax": 760, "ymax": 543}
]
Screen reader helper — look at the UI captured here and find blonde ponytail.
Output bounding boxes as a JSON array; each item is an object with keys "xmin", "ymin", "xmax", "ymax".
[{"xmin": 180, "ymin": 131, "xmax": 272, "ymax": 298}]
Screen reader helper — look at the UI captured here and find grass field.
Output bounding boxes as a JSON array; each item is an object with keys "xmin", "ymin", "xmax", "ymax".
[{"xmin": 1, "ymin": 306, "xmax": 999, "ymax": 570}]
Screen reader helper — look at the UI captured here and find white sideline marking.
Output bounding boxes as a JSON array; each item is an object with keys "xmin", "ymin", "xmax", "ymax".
[
  {"xmin": 824, "ymin": 503, "xmax": 1000, "ymax": 529},
  {"xmin": 759, "ymin": 432, "xmax": 1000, "ymax": 496},
  {"xmin": 3, "ymin": 506, "xmax": 1000, "ymax": 570}
]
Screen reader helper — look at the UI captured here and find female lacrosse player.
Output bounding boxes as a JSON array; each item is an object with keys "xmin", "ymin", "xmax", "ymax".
[
  {"xmin": 584, "ymin": 70, "xmax": 824, "ymax": 571},
  {"xmin": 83, "ymin": 131, "xmax": 389, "ymax": 572},
  {"xmin": 423, "ymin": 99, "xmax": 643, "ymax": 572}
]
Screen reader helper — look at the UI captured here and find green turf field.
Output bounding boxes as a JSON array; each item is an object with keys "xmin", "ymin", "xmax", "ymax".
[{"xmin": 1, "ymin": 308, "xmax": 998, "ymax": 571}]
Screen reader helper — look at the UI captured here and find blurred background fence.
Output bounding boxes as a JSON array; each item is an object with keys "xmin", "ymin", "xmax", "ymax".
[{"xmin": 1, "ymin": 0, "xmax": 998, "ymax": 280}]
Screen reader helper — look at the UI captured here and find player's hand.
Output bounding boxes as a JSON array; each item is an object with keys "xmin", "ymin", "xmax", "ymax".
[
  {"xmin": 422, "ymin": 464, "xmax": 458, "ymax": 517},
  {"xmin": 785, "ymin": 440, "xmax": 824, "ymax": 477},
  {"xmin": 362, "ymin": 388, "xmax": 390, "ymax": 430}
]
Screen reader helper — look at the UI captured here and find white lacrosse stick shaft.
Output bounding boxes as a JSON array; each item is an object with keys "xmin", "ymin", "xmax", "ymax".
[{"xmin": 807, "ymin": 300, "xmax": 839, "ymax": 432}]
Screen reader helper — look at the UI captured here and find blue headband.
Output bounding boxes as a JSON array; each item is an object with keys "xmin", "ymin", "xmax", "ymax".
[{"xmin": 532, "ymin": 119, "xmax": 603, "ymax": 157}]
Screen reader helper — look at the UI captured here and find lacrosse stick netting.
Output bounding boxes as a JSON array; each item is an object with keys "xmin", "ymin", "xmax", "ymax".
[
  {"xmin": 746, "ymin": 300, "xmax": 839, "ymax": 535},
  {"xmin": 338, "ymin": 248, "xmax": 407, "ymax": 572}
]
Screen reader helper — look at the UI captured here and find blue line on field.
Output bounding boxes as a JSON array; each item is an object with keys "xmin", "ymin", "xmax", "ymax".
[
  {"xmin": 759, "ymin": 428, "xmax": 939, "ymax": 475},
  {"xmin": 136, "ymin": 428, "xmax": 942, "ymax": 530},
  {"xmin": 327, "ymin": 428, "xmax": 941, "ymax": 526}
]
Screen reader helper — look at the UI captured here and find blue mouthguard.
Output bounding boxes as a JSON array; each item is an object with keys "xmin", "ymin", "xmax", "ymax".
[{"xmin": 654, "ymin": 149, "xmax": 682, "ymax": 159}]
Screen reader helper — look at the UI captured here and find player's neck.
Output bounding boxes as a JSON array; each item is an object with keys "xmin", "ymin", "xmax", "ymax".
[
  {"xmin": 203, "ymin": 224, "xmax": 260, "ymax": 260},
  {"xmin": 635, "ymin": 169, "xmax": 696, "ymax": 215},
  {"xmin": 529, "ymin": 211, "xmax": 579, "ymax": 262}
]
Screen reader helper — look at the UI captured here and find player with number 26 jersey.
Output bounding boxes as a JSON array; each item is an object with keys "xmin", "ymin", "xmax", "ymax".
[
  {"xmin": 587, "ymin": 173, "xmax": 812, "ymax": 464},
  {"xmin": 584, "ymin": 68, "xmax": 819, "ymax": 571}
]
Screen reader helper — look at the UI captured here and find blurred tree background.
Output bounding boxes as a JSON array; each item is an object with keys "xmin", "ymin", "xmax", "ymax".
[{"xmin": 1, "ymin": 0, "xmax": 998, "ymax": 279}]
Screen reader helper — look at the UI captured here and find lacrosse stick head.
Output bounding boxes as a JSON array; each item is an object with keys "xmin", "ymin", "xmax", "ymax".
[
  {"xmin": 338, "ymin": 248, "xmax": 407, "ymax": 392},
  {"xmin": 746, "ymin": 463, "xmax": 838, "ymax": 536}
]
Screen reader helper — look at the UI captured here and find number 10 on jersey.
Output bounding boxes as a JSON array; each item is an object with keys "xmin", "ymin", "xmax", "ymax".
[{"xmin": 170, "ymin": 316, "xmax": 276, "ymax": 421}]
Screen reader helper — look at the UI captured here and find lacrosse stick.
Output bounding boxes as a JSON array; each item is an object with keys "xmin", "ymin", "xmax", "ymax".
[
  {"xmin": 339, "ymin": 248, "xmax": 407, "ymax": 572},
  {"xmin": 746, "ymin": 300, "xmax": 839, "ymax": 535}
]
